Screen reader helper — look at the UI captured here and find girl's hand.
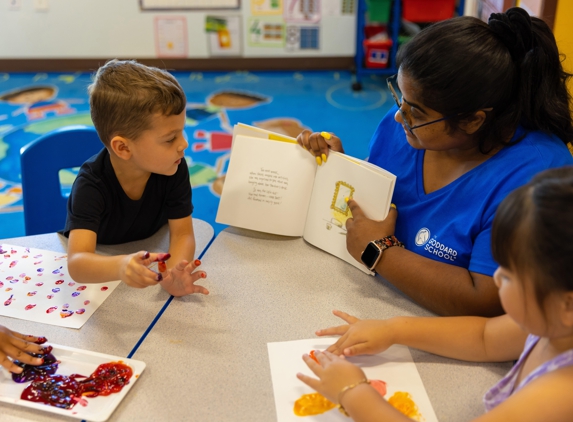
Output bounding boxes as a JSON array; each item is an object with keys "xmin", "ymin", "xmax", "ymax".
[
  {"xmin": 296, "ymin": 130, "xmax": 344, "ymax": 164},
  {"xmin": 345, "ymin": 199, "xmax": 398, "ymax": 263},
  {"xmin": 297, "ymin": 350, "xmax": 366, "ymax": 404},
  {"xmin": 317, "ymin": 310, "xmax": 396, "ymax": 357},
  {"xmin": 120, "ymin": 251, "xmax": 165, "ymax": 288},
  {"xmin": 160, "ymin": 259, "xmax": 209, "ymax": 297},
  {"xmin": 0, "ymin": 327, "xmax": 47, "ymax": 373}
]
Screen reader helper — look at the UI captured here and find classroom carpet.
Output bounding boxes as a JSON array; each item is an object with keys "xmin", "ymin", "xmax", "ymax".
[{"xmin": 0, "ymin": 70, "xmax": 394, "ymax": 239}]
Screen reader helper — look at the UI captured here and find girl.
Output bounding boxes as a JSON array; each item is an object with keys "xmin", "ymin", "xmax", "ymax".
[
  {"xmin": 297, "ymin": 166, "xmax": 573, "ymax": 421},
  {"xmin": 297, "ymin": 8, "xmax": 573, "ymax": 317}
]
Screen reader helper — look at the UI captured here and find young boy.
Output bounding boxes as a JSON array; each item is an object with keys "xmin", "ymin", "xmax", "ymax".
[{"xmin": 62, "ymin": 59, "xmax": 208, "ymax": 297}]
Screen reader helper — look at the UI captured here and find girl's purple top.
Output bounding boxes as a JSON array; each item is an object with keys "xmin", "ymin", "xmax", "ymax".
[{"xmin": 483, "ymin": 334, "xmax": 573, "ymax": 411}]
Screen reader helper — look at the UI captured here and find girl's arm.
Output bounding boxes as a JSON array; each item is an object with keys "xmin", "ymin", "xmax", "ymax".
[{"xmin": 320, "ymin": 311, "xmax": 526, "ymax": 363}]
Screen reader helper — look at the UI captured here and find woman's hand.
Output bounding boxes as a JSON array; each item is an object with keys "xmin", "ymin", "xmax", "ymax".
[
  {"xmin": 160, "ymin": 259, "xmax": 209, "ymax": 297},
  {"xmin": 317, "ymin": 310, "xmax": 397, "ymax": 357},
  {"xmin": 345, "ymin": 199, "xmax": 398, "ymax": 263},
  {"xmin": 0, "ymin": 327, "xmax": 47, "ymax": 373},
  {"xmin": 296, "ymin": 130, "xmax": 344, "ymax": 165},
  {"xmin": 297, "ymin": 350, "xmax": 366, "ymax": 404}
]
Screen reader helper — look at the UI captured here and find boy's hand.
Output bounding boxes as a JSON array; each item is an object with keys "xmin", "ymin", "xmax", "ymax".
[
  {"xmin": 316, "ymin": 310, "xmax": 396, "ymax": 357},
  {"xmin": 296, "ymin": 130, "xmax": 344, "ymax": 165},
  {"xmin": 297, "ymin": 350, "xmax": 366, "ymax": 404},
  {"xmin": 0, "ymin": 327, "xmax": 47, "ymax": 373},
  {"xmin": 120, "ymin": 251, "xmax": 164, "ymax": 288},
  {"xmin": 160, "ymin": 259, "xmax": 209, "ymax": 297}
]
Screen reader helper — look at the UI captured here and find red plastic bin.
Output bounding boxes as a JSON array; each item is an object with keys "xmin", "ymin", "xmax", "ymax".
[
  {"xmin": 363, "ymin": 38, "xmax": 393, "ymax": 68},
  {"xmin": 402, "ymin": 0, "xmax": 456, "ymax": 22}
]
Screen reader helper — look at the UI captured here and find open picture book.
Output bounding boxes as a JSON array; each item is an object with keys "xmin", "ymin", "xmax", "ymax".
[{"xmin": 216, "ymin": 123, "xmax": 396, "ymax": 274}]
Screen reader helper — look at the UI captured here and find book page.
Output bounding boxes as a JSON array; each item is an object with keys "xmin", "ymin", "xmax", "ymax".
[
  {"xmin": 216, "ymin": 135, "xmax": 316, "ymax": 236},
  {"xmin": 302, "ymin": 152, "xmax": 396, "ymax": 273}
]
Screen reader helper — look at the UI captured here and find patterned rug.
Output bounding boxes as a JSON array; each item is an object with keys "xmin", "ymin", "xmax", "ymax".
[{"xmin": 0, "ymin": 70, "xmax": 392, "ymax": 239}]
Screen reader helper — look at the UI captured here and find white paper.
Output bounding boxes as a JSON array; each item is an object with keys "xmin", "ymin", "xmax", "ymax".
[
  {"xmin": 0, "ymin": 343, "xmax": 145, "ymax": 422},
  {"xmin": 302, "ymin": 151, "xmax": 395, "ymax": 274},
  {"xmin": 0, "ymin": 244, "xmax": 120, "ymax": 329},
  {"xmin": 267, "ymin": 338, "xmax": 438, "ymax": 422},
  {"xmin": 216, "ymin": 135, "xmax": 316, "ymax": 236},
  {"xmin": 155, "ymin": 16, "xmax": 188, "ymax": 58}
]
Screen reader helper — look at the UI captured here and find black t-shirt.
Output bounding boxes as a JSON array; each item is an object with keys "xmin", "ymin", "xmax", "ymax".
[{"xmin": 62, "ymin": 148, "xmax": 193, "ymax": 244}]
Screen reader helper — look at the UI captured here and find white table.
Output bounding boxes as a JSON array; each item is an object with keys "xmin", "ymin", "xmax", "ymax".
[
  {"xmin": 0, "ymin": 219, "xmax": 214, "ymax": 421},
  {"xmin": 108, "ymin": 228, "xmax": 512, "ymax": 422}
]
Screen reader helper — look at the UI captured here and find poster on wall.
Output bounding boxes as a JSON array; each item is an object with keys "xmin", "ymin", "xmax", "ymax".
[
  {"xmin": 285, "ymin": 25, "xmax": 320, "ymax": 51},
  {"xmin": 154, "ymin": 16, "xmax": 188, "ymax": 57},
  {"xmin": 141, "ymin": 0, "xmax": 240, "ymax": 10},
  {"xmin": 251, "ymin": 0, "xmax": 283, "ymax": 15},
  {"xmin": 205, "ymin": 15, "xmax": 242, "ymax": 56},
  {"xmin": 284, "ymin": 0, "xmax": 321, "ymax": 23},
  {"xmin": 247, "ymin": 18, "xmax": 285, "ymax": 47}
]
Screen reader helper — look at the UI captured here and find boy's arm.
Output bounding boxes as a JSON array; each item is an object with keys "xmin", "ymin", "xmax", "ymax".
[
  {"xmin": 322, "ymin": 312, "xmax": 527, "ymax": 362},
  {"xmin": 67, "ymin": 229, "xmax": 160, "ymax": 287},
  {"xmin": 166, "ymin": 216, "xmax": 196, "ymax": 266},
  {"xmin": 158, "ymin": 216, "xmax": 208, "ymax": 297}
]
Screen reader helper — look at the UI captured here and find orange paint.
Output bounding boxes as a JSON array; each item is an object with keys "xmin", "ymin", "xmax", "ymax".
[
  {"xmin": 309, "ymin": 350, "xmax": 319, "ymax": 363},
  {"xmin": 388, "ymin": 391, "xmax": 422, "ymax": 420},
  {"xmin": 293, "ymin": 393, "xmax": 336, "ymax": 416}
]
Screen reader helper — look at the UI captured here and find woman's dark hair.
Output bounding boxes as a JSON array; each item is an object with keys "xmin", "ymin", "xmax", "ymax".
[
  {"xmin": 491, "ymin": 166, "xmax": 573, "ymax": 310},
  {"xmin": 397, "ymin": 7, "xmax": 573, "ymax": 153}
]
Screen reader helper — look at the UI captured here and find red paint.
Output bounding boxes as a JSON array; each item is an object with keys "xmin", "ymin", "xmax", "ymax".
[
  {"xmin": 21, "ymin": 374, "xmax": 82, "ymax": 409},
  {"xmin": 36, "ymin": 282, "xmax": 43, "ymax": 286},
  {"xmin": 84, "ymin": 300, "xmax": 90, "ymax": 305},
  {"xmin": 9, "ymin": 260, "xmax": 17, "ymax": 268},
  {"xmin": 75, "ymin": 308, "xmax": 86, "ymax": 315},
  {"xmin": 80, "ymin": 362, "xmax": 133, "ymax": 397},
  {"xmin": 27, "ymin": 291, "xmax": 37, "ymax": 296},
  {"xmin": 34, "ymin": 337, "xmax": 48, "ymax": 345},
  {"xmin": 25, "ymin": 304, "xmax": 36, "ymax": 310},
  {"xmin": 100, "ymin": 286, "xmax": 108, "ymax": 291},
  {"xmin": 77, "ymin": 285, "xmax": 87, "ymax": 291},
  {"xmin": 60, "ymin": 310, "xmax": 74, "ymax": 318},
  {"xmin": 55, "ymin": 280, "xmax": 64, "ymax": 285},
  {"xmin": 46, "ymin": 306, "xmax": 58, "ymax": 314},
  {"xmin": 158, "ymin": 261, "xmax": 167, "ymax": 272}
]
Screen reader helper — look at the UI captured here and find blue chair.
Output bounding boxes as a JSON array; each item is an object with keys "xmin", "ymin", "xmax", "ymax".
[{"xmin": 20, "ymin": 125, "xmax": 103, "ymax": 236}]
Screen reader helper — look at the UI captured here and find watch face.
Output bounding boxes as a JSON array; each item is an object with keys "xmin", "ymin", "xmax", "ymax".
[{"xmin": 361, "ymin": 242, "xmax": 381, "ymax": 269}]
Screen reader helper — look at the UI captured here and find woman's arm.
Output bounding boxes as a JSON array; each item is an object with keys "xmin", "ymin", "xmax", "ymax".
[{"xmin": 346, "ymin": 200, "xmax": 502, "ymax": 316}]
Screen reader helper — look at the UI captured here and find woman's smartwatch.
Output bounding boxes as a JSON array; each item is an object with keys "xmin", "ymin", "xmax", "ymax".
[{"xmin": 360, "ymin": 235, "xmax": 404, "ymax": 272}]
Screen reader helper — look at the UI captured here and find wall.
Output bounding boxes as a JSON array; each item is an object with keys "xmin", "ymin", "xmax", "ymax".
[{"xmin": 0, "ymin": 0, "xmax": 356, "ymax": 66}]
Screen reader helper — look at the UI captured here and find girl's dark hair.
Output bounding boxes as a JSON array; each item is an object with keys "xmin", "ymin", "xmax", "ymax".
[
  {"xmin": 491, "ymin": 166, "xmax": 573, "ymax": 309},
  {"xmin": 397, "ymin": 7, "xmax": 573, "ymax": 153}
]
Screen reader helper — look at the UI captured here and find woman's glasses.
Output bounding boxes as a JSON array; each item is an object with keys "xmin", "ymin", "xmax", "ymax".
[{"xmin": 386, "ymin": 74, "xmax": 452, "ymax": 135}]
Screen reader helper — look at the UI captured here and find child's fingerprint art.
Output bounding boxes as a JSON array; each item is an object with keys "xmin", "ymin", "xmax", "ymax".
[
  {"xmin": 0, "ymin": 244, "xmax": 121, "ymax": 329},
  {"xmin": 293, "ymin": 350, "xmax": 423, "ymax": 420}
]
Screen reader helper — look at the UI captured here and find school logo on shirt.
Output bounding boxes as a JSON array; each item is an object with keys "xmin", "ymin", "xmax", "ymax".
[
  {"xmin": 415, "ymin": 228, "xmax": 430, "ymax": 246},
  {"xmin": 415, "ymin": 228, "xmax": 458, "ymax": 262}
]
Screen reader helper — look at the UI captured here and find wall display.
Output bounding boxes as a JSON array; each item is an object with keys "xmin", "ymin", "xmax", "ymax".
[
  {"xmin": 251, "ymin": 0, "xmax": 283, "ymax": 15},
  {"xmin": 285, "ymin": 26, "xmax": 320, "ymax": 51},
  {"xmin": 141, "ymin": 0, "xmax": 240, "ymax": 10},
  {"xmin": 248, "ymin": 18, "xmax": 285, "ymax": 47},
  {"xmin": 154, "ymin": 16, "xmax": 188, "ymax": 57},
  {"xmin": 284, "ymin": 0, "xmax": 321, "ymax": 23},
  {"xmin": 206, "ymin": 15, "xmax": 242, "ymax": 56}
]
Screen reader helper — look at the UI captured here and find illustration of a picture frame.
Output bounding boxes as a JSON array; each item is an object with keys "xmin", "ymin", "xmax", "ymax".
[{"xmin": 331, "ymin": 181, "xmax": 354, "ymax": 216}]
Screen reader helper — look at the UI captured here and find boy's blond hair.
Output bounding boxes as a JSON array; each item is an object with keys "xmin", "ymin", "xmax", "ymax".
[{"xmin": 88, "ymin": 59, "xmax": 186, "ymax": 146}]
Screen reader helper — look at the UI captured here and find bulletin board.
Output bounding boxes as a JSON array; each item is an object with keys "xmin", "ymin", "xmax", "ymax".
[{"xmin": 141, "ymin": 0, "xmax": 240, "ymax": 10}]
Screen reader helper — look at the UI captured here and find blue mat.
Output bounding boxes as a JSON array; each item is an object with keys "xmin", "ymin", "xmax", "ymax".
[{"xmin": 0, "ymin": 70, "xmax": 392, "ymax": 239}]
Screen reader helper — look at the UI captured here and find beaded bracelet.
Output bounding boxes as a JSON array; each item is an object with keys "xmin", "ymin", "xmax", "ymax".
[{"xmin": 337, "ymin": 378, "xmax": 370, "ymax": 417}]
